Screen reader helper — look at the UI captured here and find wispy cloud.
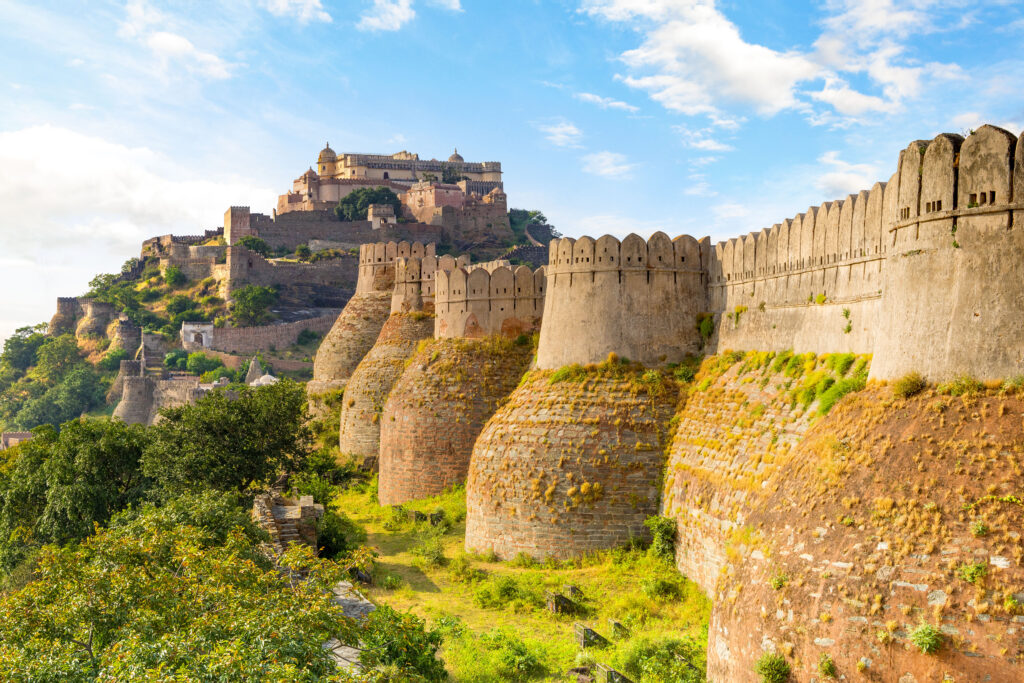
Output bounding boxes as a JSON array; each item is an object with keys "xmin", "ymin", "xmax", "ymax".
[
  {"xmin": 814, "ymin": 150, "xmax": 878, "ymax": 197},
  {"xmin": 261, "ymin": 0, "xmax": 332, "ymax": 23},
  {"xmin": 536, "ymin": 120, "xmax": 584, "ymax": 148},
  {"xmin": 146, "ymin": 32, "xmax": 233, "ymax": 79},
  {"xmin": 582, "ymin": 151, "xmax": 636, "ymax": 178},
  {"xmin": 674, "ymin": 125, "xmax": 733, "ymax": 152},
  {"xmin": 358, "ymin": 0, "xmax": 416, "ymax": 31},
  {"xmin": 574, "ymin": 92, "xmax": 639, "ymax": 112}
]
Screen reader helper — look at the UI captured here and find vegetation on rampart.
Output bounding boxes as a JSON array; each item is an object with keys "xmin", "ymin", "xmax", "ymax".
[{"xmin": 334, "ymin": 186, "xmax": 402, "ymax": 222}]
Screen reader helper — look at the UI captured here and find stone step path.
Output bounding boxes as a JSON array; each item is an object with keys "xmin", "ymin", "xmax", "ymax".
[{"xmin": 324, "ymin": 581, "xmax": 377, "ymax": 673}]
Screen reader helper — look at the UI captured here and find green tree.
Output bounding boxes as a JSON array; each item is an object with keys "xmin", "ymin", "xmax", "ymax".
[
  {"xmin": 295, "ymin": 243, "xmax": 312, "ymax": 260},
  {"xmin": 441, "ymin": 163, "xmax": 466, "ymax": 184},
  {"xmin": 235, "ymin": 235, "xmax": 271, "ymax": 256},
  {"xmin": 35, "ymin": 419, "xmax": 152, "ymax": 544},
  {"xmin": 142, "ymin": 380, "xmax": 310, "ymax": 494},
  {"xmin": 31, "ymin": 335, "xmax": 83, "ymax": 384},
  {"xmin": 230, "ymin": 285, "xmax": 277, "ymax": 326},
  {"xmin": 185, "ymin": 351, "xmax": 223, "ymax": 376},
  {"xmin": 13, "ymin": 365, "xmax": 106, "ymax": 429},
  {"xmin": 334, "ymin": 187, "xmax": 402, "ymax": 222},
  {"xmin": 1, "ymin": 325, "xmax": 47, "ymax": 372},
  {"xmin": 0, "ymin": 499, "xmax": 374, "ymax": 681},
  {"xmin": 163, "ymin": 265, "xmax": 187, "ymax": 287}
]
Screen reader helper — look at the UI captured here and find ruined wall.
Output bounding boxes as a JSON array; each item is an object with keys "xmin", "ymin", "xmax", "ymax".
[
  {"xmin": 378, "ymin": 337, "xmax": 534, "ymax": 505},
  {"xmin": 465, "ymin": 369, "xmax": 677, "ymax": 559},
  {"xmin": 336, "ymin": 313, "xmax": 435, "ymax": 459},
  {"xmin": 309, "ymin": 241, "xmax": 434, "ymax": 395},
  {"xmin": 74, "ymin": 300, "xmax": 115, "ymax": 338},
  {"xmin": 183, "ymin": 315, "xmax": 336, "ymax": 355},
  {"xmin": 106, "ymin": 316, "xmax": 141, "ymax": 352},
  {"xmin": 435, "ymin": 265, "xmax": 546, "ymax": 339},
  {"xmin": 223, "ymin": 245, "xmax": 357, "ymax": 306},
  {"xmin": 537, "ymin": 233, "xmax": 706, "ymax": 368}
]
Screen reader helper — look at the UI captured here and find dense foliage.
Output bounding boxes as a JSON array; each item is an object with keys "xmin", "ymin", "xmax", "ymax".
[
  {"xmin": 333, "ymin": 187, "xmax": 402, "ymax": 222},
  {"xmin": 0, "ymin": 330, "xmax": 107, "ymax": 431},
  {"xmin": 235, "ymin": 235, "xmax": 271, "ymax": 256},
  {"xmin": 230, "ymin": 284, "xmax": 278, "ymax": 326}
]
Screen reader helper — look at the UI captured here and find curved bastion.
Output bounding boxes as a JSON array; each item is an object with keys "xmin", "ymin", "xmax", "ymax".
[
  {"xmin": 377, "ymin": 262, "xmax": 545, "ymax": 505},
  {"xmin": 464, "ymin": 365, "xmax": 678, "ymax": 559},
  {"xmin": 464, "ymin": 232, "xmax": 699, "ymax": 559},
  {"xmin": 308, "ymin": 241, "xmax": 434, "ymax": 396},
  {"xmin": 336, "ymin": 253, "xmax": 465, "ymax": 461}
]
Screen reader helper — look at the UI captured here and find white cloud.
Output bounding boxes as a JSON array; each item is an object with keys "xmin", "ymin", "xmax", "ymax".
[
  {"xmin": 146, "ymin": 32, "xmax": 232, "ymax": 79},
  {"xmin": 261, "ymin": 0, "xmax": 332, "ymax": 23},
  {"xmin": 582, "ymin": 0, "xmax": 968, "ymax": 127},
  {"xmin": 0, "ymin": 125, "xmax": 275, "ymax": 339},
  {"xmin": 537, "ymin": 120, "xmax": 584, "ymax": 148},
  {"xmin": 673, "ymin": 125, "xmax": 733, "ymax": 151},
  {"xmin": 815, "ymin": 150, "xmax": 878, "ymax": 197},
  {"xmin": 582, "ymin": 151, "xmax": 637, "ymax": 178},
  {"xmin": 428, "ymin": 0, "xmax": 463, "ymax": 9},
  {"xmin": 118, "ymin": 0, "xmax": 165, "ymax": 39},
  {"xmin": 357, "ymin": 0, "xmax": 416, "ymax": 31},
  {"xmin": 712, "ymin": 202, "xmax": 749, "ymax": 220},
  {"xmin": 684, "ymin": 179, "xmax": 714, "ymax": 196},
  {"xmin": 574, "ymin": 92, "xmax": 639, "ymax": 112}
]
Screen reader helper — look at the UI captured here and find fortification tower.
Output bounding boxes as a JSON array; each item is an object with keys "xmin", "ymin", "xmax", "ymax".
[
  {"xmin": 49, "ymin": 297, "xmax": 81, "ymax": 335},
  {"xmin": 335, "ymin": 252, "xmax": 460, "ymax": 462},
  {"xmin": 308, "ymin": 241, "xmax": 434, "ymax": 396},
  {"xmin": 536, "ymin": 232, "xmax": 706, "ymax": 368},
  {"xmin": 464, "ymin": 232, "xmax": 703, "ymax": 560},
  {"xmin": 74, "ymin": 300, "xmax": 115, "ymax": 339},
  {"xmin": 377, "ymin": 263, "xmax": 545, "ymax": 505},
  {"xmin": 872, "ymin": 125, "xmax": 1024, "ymax": 380}
]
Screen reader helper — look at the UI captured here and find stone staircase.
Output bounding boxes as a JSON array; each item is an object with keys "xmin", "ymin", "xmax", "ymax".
[{"xmin": 253, "ymin": 493, "xmax": 323, "ymax": 556}]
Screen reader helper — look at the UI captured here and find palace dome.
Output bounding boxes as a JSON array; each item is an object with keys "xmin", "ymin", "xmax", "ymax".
[
  {"xmin": 447, "ymin": 148, "xmax": 464, "ymax": 163},
  {"xmin": 318, "ymin": 143, "xmax": 337, "ymax": 162}
]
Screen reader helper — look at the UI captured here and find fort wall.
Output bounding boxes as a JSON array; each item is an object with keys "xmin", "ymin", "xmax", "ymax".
[
  {"xmin": 435, "ymin": 265, "xmax": 546, "ymax": 339},
  {"xmin": 378, "ymin": 337, "xmax": 534, "ymax": 505},
  {"xmin": 224, "ymin": 246, "xmax": 357, "ymax": 305},
  {"xmin": 309, "ymin": 241, "xmax": 434, "ymax": 394},
  {"xmin": 49, "ymin": 297, "xmax": 82, "ymax": 335},
  {"xmin": 390, "ymin": 253, "xmax": 467, "ymax": 314},
  {"xmin": 536, "ymin": 233, "xmax": 706, "ymax": 368},
  {"xmin": 181, "ymin": 315, "xmax": 336, "ymax": 355}
]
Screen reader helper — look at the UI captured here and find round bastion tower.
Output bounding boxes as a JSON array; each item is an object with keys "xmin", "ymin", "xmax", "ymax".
[
  {"xmin": 464, "ymin": 232, "xmax": 709, "ymax": 560},
  {"xmin": 308, "ymin": 241, "xmax": 434, "ymax": 397},
  {"xmin": 335, "ymin": 252, "xmax": 465, "ymax": 463},
  {"xmin": 377, "ymin": 262, "xmax": 546, "ymax": 505}
]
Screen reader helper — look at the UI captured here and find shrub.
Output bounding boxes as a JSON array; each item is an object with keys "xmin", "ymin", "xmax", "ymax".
[
  {"xmin": 910, "ymin": 623, "xmax": 942, "ymax": 654},
  {"xmin": 958, "ymin": 561, "xmax": 987, "ymax": 584},
  {"xmin": 473, "ymin": 575, "xmax": 542, "ymax": 611},
  {"xmin": 971, "ymin": 521, "xmax": 989, "ymax": 537},
  {"xmin": 640, "ymin": 576, "xmax": 682, "ymax": 600},
  {"xmin": 163, "ymin": 265, "xmax": 186, "ymax": 287},
  {"xmin": 294, "ymin": 244, "xmax": 312, "ymax": 260},
  {"xmin": 697, "ymin": 313, "xmax": 715, "ymax": 342},
  {"xmin": 893, "ymin": 372, "xmax": 926, "ymax": 398},
  {"xmin": 937, "ymin": 375, "xmax": 983, "ymax": 396},
  {"xmin": 449, "ymin": 553, "xmax": 486, "ymax": 583},
  {"xmin": 549, "ymin": 364, "xmax": 586, "ymax": 384},
  {"xmin": 411, "ymin": 531, "xmax": 447, "ymax": 568},
  {"xmin": 296, "ymin": 329, "xmax": 321, "ymax": 346},
  {"xmin": 617, "ymin": 635, "xmax": 705, "ymax": 683},
  {"xmin": 770, "ymin": 573, "xmax": 788, "ymax": 590},
  {"xmin": 235, "ymin": 235, "xmax": 271, "ymax": 256},
  {"xmin": 509, "ymin": 551, "xmax": 536, "ymax": 568},
  {"xmin": 185, "ymin": 352, "xmax": 223, "ymax": 376},
  {"xmin": 818, "ymin": 652, "xmax": 836, "ymax": 678},
  {"xmin": 97, "ymin": 348, "xmax": 129, "ymax": 372},
  {"xmin": 817, "ymin": 376, "xmax": 866, "ymax": 415},
  {"xmin": 755, "ymin": 653, "xmax": 790, "ymax": 682},
  {"xmin": 314, "ymin": 509, "xmax": 366, "ymax": 559},
  {"xmin": 644, "ymin": 515, "xmax": 676, "ymax": 562},
  {"xmin": 827, "ymin": 353, "xmax": 855, "ymax": 376},
  {"xmin": 358, "ymin": 605, "xmax": 446, "ymax": 681}
]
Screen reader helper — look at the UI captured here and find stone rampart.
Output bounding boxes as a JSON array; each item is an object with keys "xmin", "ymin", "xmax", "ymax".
[
  {"xmin": 537, "ymin": 233, "xmax": 706, "ymax": 368},
  {"xmin": 390, "ymin": 253, "xmax": 468, "ymax": 314},
  {"xmin": 464, "ymin": 369, "xmax": 677, "ymax": 559},
  {"xmin": 378, "ymin": 337, "xmax": 534, "ymax": 505},
  {"xmin": 435, "ymin": 265, "xmax": 546, "ymax": 339},
  {"xmin": 74, "ymin": 300, "xmax": 116, "ymax": 339},
  {"xmin": 224, "ymin": 246, "xmax": 356, "ymax": 305},
  {"xmin": 336, "ymin": 313, "xmax": 435, "ymax": 460},
  {"xmin": 309, "ymin": 241, "xmax": 434, "ymax": 394},
  {"xmin": 182, "ymin": 315, "xmax": 335, "ymax": 355}
]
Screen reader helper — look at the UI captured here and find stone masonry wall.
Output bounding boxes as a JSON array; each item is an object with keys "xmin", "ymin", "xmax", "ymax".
[
  {"xmin": 464, "ymin": 369, "xmax": 677, "ymax": 560},
  {"xmin": 538, "ymin": 233, "xmax": 706, "ymax": 368},
  {"xmin": 336, "ymin": 313, "xmax": 435, "ymax": 459},
  {"xmin": 435, "ymin": 265, "xmax": 546, "ymax": 339},
  {"xmin": 378, "ymin": 337, "xmax": 534, "ymax": 505},
  {"xmin": 191, "ymin": 315, "xmax": 336, "ymax": 355}
]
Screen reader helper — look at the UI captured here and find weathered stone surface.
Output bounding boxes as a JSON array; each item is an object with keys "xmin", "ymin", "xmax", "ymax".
[{"xmin": 378, "ymin": 336, "xmax": 532, "ymax": 505}]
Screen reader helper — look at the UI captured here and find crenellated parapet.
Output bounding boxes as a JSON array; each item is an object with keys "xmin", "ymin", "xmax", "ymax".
[
  {"xmin": 536, "ymin": 232, "xmax": 706, "ymax": 368},
  {"xmin": 435, "ymin": 264, "xmax": 546, "ymax": 339},
  {"xmin": 356, "ymin": 241, "xmax": 435, "ymax": 294},
  {"xmin": 390, "ymin": 253, "xmax": 468, "ymax": 314}
]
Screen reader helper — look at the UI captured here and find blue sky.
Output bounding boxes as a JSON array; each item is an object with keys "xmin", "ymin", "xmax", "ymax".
[{"xmin": 1, "ymin": 0, "xmax": 1023, "ymax": 340}]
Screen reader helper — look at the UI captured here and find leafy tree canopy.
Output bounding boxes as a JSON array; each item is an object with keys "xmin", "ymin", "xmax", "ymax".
[
  {"xmin": 142, "ymin": 379, "xmax": 310, "ymax": 494},
  {"xmin": 230, "ymin": 285, "xmax": 277, "ymax": 327},
  {"xmin": 1, "ymin": 325, "xmax": 48, "ymax": 372},
  {"xmin": 334, "ymin": 187, "xmax": 401, "ymax": 222},
  {"xmin": 235, "ymin": 235, "xmax": 271, "ymax": 256}
]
